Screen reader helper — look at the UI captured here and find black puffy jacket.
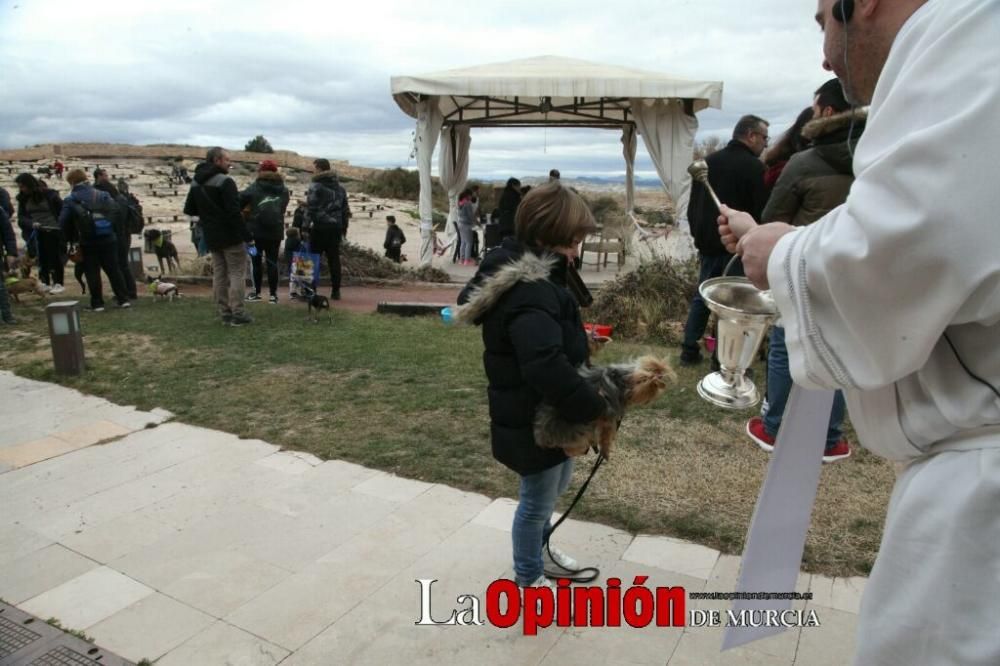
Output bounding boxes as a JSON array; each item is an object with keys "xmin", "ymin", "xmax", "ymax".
[
  {"xmin": 688, "ymin": 140, "xmax": 767, "ymax": 256},
  {"xmin": 239, "ymin": 172, "xmax": 290, "ymax": 242},
  {"xmin": 457, "ymin": 238, "xmax": 606, "ymax": 476},
  {"xmin": 183, "ymin": 162, "xmax": 250, "ymax": 251}
]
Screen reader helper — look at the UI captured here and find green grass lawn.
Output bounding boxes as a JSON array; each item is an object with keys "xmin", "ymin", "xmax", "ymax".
[{"xmin": 0, "ymin": 296, "xmax": 895, "ymax": 577}]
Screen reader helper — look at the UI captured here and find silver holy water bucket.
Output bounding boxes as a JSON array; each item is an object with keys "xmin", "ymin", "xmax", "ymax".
[{"xmin": 697, "ymin": 276, "xmax": 778, "ymax": 410}]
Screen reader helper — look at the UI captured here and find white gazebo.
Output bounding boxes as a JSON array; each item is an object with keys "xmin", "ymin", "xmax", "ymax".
[{"xmin": 390, "ymin": 55, "xmax": 723, "ymax": 265}]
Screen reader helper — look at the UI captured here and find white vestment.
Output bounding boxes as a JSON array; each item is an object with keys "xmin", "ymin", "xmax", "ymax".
[{"xmin": 766, "ymin": 1, "xmax": 1000, "ymax": 664}]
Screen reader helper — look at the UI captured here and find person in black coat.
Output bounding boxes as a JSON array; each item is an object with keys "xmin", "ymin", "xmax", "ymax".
[
  {"xmin": 183, "ymin": 147, "xmax": 254, "ymax": 325},
  {"xmin": 495, "ymin": 177, "xmax": 522, "ymax": 239},
  {"xmin": 14, "ymin": 173, "xmax": 64, "ymax": 291},
  {"xmin": 0, "ymin": 207, "xmax": 18, "ymax": 324},
  {"xmin": 680, "ymin": 114, "xmax": 769, "ymax": 365},
  {"xmin": 382, "ymin": 215, "xmax": 406, "ymax": 263},
  {"xmin": 304, "ymin": 159, "xmax": 351, "ymax": 300},
  {"xmin": 456, "ymin": 181, "xmax": 607, "ymax": 589},
  {"xmin": 239, "ymin": 160, "xmax": 290, "ymax": 303}
]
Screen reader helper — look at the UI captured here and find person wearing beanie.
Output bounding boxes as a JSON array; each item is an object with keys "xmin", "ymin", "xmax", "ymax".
[{"xmin": 239, "ymin": 160, "xmax": 289, "ymax": 303}]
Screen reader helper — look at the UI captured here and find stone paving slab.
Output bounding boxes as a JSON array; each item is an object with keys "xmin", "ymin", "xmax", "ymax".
[
  {"xmin": 87, "ymin": 593, "xmax": 215, "ymax": 663},
  {"xmin": 19, "ymin": 566, "xmax": 154, "ymax": 630},
  {"xmin": 0, "ymin": 545, "xmax": 98, "ymax": 606},
  {"xmin": 0, "ymin": 372, "xmax": 865, "ymax": 665}
]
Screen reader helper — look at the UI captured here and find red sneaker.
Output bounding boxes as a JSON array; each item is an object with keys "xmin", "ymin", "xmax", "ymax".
[
  {"xmin": 823, "ymin": 439, "xmax": 852, "ymax": 463},
  {"xmin": 746, "ymin": 417, "xmax": 776, "ymax": 453}
]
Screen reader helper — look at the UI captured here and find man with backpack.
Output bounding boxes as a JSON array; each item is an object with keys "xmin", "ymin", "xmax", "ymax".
[
  {"xmin": 305, "ymin": 158, "xmax": 350, "ymax": 300},
  {"xmin": 184, "ymin": 147, "xmax": 254, "ymax": 326},
  {"xmin": 94, "ymin": 167, "xmax": 143, "ymax": 300},
  {"xmin": 240, "ymin": 160, "xmax": 289, "ymax": 304},
  {"xmin": 59, "ymin": 169, "xmax": 130, "ymax": 311}
]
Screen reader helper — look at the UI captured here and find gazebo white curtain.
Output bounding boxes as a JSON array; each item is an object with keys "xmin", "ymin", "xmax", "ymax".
[
  {"xmin": 630, "ymin": 98, "xmax": 699, "ymax": 226},
  {"xmin": 414, "ymin": 98, "xmax": 443, "ymax": 264},
  {"xmin": 438, "ymin": 125, "xmax": 472, "ymax": 255},
  {"xmin": 393, "ymin": 56, "xmax": 723, "ymax": 266},
  {"xmin": 621, "ymin": 125, "xmax": 637, "ymax": 214}
]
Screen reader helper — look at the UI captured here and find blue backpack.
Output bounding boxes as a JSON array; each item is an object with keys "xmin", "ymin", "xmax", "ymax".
[{"xmin": 70, "ymin": 192, "xmax": 115, "ymax": 242}]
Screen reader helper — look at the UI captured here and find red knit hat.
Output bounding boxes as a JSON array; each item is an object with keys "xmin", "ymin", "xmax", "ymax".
[{"xmin": 259, "ymin": 160, "xmax": 279, "ymax": 172}]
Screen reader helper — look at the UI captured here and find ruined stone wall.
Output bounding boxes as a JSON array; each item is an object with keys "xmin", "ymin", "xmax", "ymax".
[{"xmin": 0, "ymin": 143, "xmax": 377, "ymax": 179}]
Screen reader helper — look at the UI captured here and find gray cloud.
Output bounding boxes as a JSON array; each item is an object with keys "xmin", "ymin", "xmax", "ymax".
[{"xmin": 0, "ymin": 0, "xmax": 832, "ymax": 180}]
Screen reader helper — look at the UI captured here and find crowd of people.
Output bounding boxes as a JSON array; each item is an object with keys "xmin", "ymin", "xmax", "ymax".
[
  {"xmin": 680, "ymin": 77, "xmax": 864, "ymax": 464},
  {"xmin": 0, "ymin": 150, "xmax": 364, "ymax": 326}
]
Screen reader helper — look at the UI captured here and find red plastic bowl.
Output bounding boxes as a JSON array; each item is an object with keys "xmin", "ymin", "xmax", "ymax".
[{"xmin": 584, "ymin": 323, "xmax": 614, "ymax": 337}]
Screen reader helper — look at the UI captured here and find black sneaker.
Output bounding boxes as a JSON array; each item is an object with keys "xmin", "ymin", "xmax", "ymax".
[
  {"xmin": 221, "ymin": 313, "xmax": 233, "ymax": 325},
  {"xmin": 245, "ymin": 293, "xmax": 262, "ymax": 302},
  {"xmin": 268, "ymin": 295, "xmax": 278, "ymax": 304},
  {"xmin": 331, "ymin": 289, "xmax": 341, "ymax": 301},
  {"xmin": 229, "ymin": 312, "xmax": 254, "ymax": 327}
]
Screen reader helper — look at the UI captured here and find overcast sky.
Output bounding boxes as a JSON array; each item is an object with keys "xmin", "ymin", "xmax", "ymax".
[{"xmin": 0, "ymin": 0, "xmax": 831, "ymax": 180}]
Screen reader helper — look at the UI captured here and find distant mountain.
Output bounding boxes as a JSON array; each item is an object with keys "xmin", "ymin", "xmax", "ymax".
[{"xmin": 505, "ymin": 174, "xmax": 664, "ymax": 190}]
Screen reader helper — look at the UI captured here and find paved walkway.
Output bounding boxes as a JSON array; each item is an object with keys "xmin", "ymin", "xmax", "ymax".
[{"xmin": 0, "ymin": 372, "xmax": 863, "ymax": 665}]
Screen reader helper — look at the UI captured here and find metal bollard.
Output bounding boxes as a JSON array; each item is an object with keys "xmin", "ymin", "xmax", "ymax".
[{"xmin": 45, "ymin": 301, "xmax": 85, "ymax": 375}]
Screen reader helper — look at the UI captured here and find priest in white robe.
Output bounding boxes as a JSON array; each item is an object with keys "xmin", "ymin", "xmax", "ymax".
[{"xmin": 718, "ymin": 0, "xmax": 1000, "ymax": 663}]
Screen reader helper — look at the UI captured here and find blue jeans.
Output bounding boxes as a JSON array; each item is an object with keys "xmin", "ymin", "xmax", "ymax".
[
  {"xmin": 512, "ymin": 459, "xmax": 574, "ymax": 585},
  {"xmin": 681, "ymin": 253, "xmax": 743, "ymax": 358},
  {"xmin": 763, "ymin": 325, "xmax": 846, "ymax": 449}
]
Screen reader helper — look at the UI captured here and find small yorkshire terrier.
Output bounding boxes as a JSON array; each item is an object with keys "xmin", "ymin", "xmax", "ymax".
[{"xmin": 534, "ymin": 356, "xmax": 674, "ymax": 459}]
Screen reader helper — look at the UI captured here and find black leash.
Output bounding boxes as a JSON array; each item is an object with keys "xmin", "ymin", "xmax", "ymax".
[{"xmin": 543, "ymin": 453, "xmax": 606, "ymax": 583}]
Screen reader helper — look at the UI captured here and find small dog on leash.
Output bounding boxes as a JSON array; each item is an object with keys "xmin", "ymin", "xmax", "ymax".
[
  {"xmin": 146, "ymin": 276, "xmax": 180, "ymax": 301},
  {"xmin": 143, "ymin": 229, "xmax": 180, "ymax": 274},
  {"xmin": 4, "ymin": 258, "xmax": 47, "ymax": 302},
  {"xmin": 534, "ymin": 356, "xmax": 674, "ymax": 460},
  {"xmin": 308, "ymin": 293, "xmax": 330, "ymax": 321}
]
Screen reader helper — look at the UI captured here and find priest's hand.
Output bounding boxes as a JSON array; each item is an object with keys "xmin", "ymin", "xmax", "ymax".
[
  {"xmin": 717, "ymin": 205, "xmax": 796, "ymax": 290},
  {"xmin": 717, "ymin": 204, "xmax": 757, "ymax": 253}
]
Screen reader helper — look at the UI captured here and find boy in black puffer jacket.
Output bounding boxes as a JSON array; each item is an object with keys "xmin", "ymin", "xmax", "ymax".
[{"xmin": 456, "ymin": 182, "xmax": 607, "ymax": 590}]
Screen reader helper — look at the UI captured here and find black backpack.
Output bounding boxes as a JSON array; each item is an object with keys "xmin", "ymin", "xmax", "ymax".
[
  {"xmin": 250, "ymin": 189, "xmax": 285, "ymax": 230},
  {"xmin": 117, "ymin": 193, "xmax": 144, "ymax": 234},
  {"xmin": 69, "ymin": 198, "xmax": 114, "ymax": 242}
]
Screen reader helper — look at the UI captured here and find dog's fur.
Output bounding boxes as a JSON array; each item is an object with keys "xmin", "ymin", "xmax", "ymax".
[
  {"xmin": 146, "ymin": 276, "xmax": 180, "ymax": 301},
  {"xmin": 143, "ymin": 229, "xmax": 180, "ymax": 274},
  {"xmin": 533, "ymin": 356, "xmax": 673, "ymax": 459}
]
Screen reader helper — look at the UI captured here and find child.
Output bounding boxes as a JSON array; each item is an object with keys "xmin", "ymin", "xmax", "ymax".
[
  {"xmin": 383, "ymin": 215, "xmax": 406, "ymax": 263},
  {"xmin": 284, "ymin": 226, "xmax": 303, "ymax": 298}
]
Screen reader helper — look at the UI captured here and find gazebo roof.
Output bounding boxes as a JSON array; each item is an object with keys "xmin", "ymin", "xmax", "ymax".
[{"xmin": 391, "ymin": 55, "xmax": 723, "ymax": 128}]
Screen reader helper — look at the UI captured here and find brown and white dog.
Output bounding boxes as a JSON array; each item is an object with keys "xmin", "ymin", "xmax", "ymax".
[
  {"xmin": 5, "ymin": 259, "xmax": 47, "ymax": 302},
  {"xmin": 533, "ymin": 355, "xmax": 673, "ymax": 459}
]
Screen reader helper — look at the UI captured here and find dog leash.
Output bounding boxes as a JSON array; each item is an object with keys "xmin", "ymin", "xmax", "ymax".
[{"xmin": 543, "ymin": 453, "xmax": 606, "ymax": 583}]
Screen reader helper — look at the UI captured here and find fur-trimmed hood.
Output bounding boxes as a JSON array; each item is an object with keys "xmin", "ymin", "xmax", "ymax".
[
  {"xmin": 802, "ymin": 107, "xmax": 868, "ymax": 142},
  {"xmin": 456, "ymin": 249, "xmax": 558, "ymax": 325},
  {"xmin": 256, "ymin": 171, "xmax": 284, "ymax": 184},
  {"xmin": 312, "ymin": 171, "xmax": 340, "ymax": 186}
]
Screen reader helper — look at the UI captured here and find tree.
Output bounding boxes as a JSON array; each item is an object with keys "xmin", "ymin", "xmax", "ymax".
[
  {"xmin": 245, "ymin": 135, "xmax": 274, "ymax": 153},
  {"xmin": 693, "ymin": 135, "xmax": 724, "ymax": 160}
]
